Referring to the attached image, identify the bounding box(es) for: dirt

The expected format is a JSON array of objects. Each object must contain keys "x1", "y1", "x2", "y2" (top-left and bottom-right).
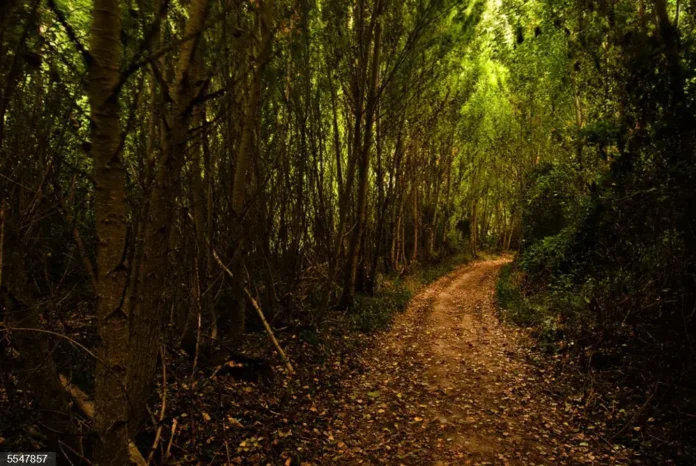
[
  {"x1": 0, "y1": 259, "x2": 658, "y2": 464},
  {"x1": 322, "y1": 258, "x2": 638, "y2": 465}
]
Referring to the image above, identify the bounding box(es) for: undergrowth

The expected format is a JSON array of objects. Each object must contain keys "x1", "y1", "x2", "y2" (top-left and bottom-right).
[
  {"x1": 350, "y1": 252, "x2": 472, "y2": 332},
  {"x1": 495, "y1": 262, "x2": 565, "y2": 352}
]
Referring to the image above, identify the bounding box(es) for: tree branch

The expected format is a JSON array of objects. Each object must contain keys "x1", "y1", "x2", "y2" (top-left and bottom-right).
[{"x1": 46, "y1": 0, "x2": 92, "y2": 66}]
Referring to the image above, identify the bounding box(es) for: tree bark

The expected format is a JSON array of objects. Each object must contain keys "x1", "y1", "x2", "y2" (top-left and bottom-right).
[
  {"x1": 129, "y1": 0, "x2": 209, "y2": 434},
  {"x1": 470, "y1": 198, "x2": 478, "y2": 256},
  {"x1": 89, "y1": 0, "x2": 130, "y2": 463},
  {"x1": 224, "y1": 0, "x2": 275, "y2": 338},
  {"x1": 341, "y1": 20, "x2": 382, "y2": 308},
  {"x1": 410, "y1": 184, "x2": 419, "y2": 264}
]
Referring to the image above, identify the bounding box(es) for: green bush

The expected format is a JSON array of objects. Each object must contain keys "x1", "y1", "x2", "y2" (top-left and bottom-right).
[
  {"x1": 519, "y1": 228, "x2": 575, "y2": 283},
  {"x1": 496, "y1": 263, "x2": 546, "y2": 327},
  {"x1": 521, "y1": 163, "x2": 585, "y2": 247},
  {"x1": 351, "y1": 252, "x2": 471, "y2": 332},
  {"x1": 496, "y1": 262, "x2": 573, "y2": 353},
  {"x1": 350, "y1": 285, "x2": 413, "y2": 332}
]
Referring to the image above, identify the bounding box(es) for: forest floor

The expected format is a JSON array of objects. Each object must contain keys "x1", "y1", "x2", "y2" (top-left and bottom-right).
[
  {"x1": 135, "y1": 257, "x2": 654, "y2": 465},
  {"x1": 4, "y1": 258, "x2": 656, "y2": 464},
  {"x1": 307, "y1": 257, "x2": 640, "y2": 466}
]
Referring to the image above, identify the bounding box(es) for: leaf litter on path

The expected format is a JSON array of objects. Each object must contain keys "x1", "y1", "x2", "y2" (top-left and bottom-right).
[
  {"x1": 320, "y1": 258, "x2": 640, "y2": 465},
  {"x1": 148, "y1": 259, "x2": 644, "y2": 465}
]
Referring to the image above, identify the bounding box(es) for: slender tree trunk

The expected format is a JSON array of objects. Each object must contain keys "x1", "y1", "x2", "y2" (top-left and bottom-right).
[
  {"x1": 427, "y1": 171, "x2": 441, "y2": 259},
  {"x1": 191, "y1": 54, "x2": 206, "y2": 260},
  {"x1": 411, "y1": 185, "x2": 419, "y2": 264},
  {"x1": 505, "y1": 210, "x2": 515, "y2": 251},
  {"x1": 341, "y1": 21, "x2": 382, "y2": 308},
  {"x1": 440, "y1": 157, "x2": 452, "y2": 247},
  {"x1": 184, "y1": 50, "x2": 208, "y2": 348},
  {"x1": 470, "y1": 198, "x2": 478, "y2": 256},
  {"x1": 226, "y1": 0, "x2": 274, "y2": 337},
  {"x1": 89, "y1": 0, "x2": 130, "y2": 463},
  {"x1": 130, "y1": 0, "x2": 209, "y2": 434},
  {"x1": 328, "y1": 65, "x2": 343, "y2": 191},
  {"x1": 368, "y1": 103, "x2": 386, "y2": 293}
]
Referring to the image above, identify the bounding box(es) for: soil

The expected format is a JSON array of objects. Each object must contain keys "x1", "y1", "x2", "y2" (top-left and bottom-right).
[
  {"x1": 4, "y1": 258, "x2": 647, "y2": 465},
  {"x1": 318, "y1": 258, "x2": 638, "y2": 465}
]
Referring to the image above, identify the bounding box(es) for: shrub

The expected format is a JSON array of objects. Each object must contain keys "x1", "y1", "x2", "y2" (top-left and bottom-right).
[
  {"x1": 350, "y1": 284, "x2": 413, "y2": 332},
  {"x1": 351, "y1": 252, "x2": 471, "y2": 332}
]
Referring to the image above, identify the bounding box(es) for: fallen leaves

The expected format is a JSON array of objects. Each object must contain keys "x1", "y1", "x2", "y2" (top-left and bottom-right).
[{"x1": 58, "y1": 259, "x2": 646, "y2": 465}]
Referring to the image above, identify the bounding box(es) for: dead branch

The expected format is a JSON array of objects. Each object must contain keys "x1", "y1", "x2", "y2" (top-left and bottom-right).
[
  {"x1": 57, "y1": 374, "x2": 148, "y2": 466},
  {"x1": 164, "y1": 418, "x2": 178, "y2": 461},
  {"x1": 243, "y1": 287, "x2": 296, "y2": 375},
  {"x1": 212, "y1": 248, "x2": 295, "y2": 375},
  {"x1": 146, "y1": 346, "x2": 167, "y2": 465}
]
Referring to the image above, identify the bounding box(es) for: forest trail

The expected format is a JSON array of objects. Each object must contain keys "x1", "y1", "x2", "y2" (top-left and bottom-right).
[{"x1": 327, "y1": 258, "x2": 629, "y2": 465}]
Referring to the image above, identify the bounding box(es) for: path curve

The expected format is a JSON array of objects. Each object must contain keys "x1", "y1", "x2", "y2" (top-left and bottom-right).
[{"x1": 327, "y1": 258, "x2": 631, "y2": 465}]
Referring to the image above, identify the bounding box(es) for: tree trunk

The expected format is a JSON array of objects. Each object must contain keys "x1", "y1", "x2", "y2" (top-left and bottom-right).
[
  {"x1": 440, "y1": 156, "x2": 452, "y2": 247},
  {"x1": 89, "y1": 0, "x2": 130, "y2": 463},
  {"x1": 410, "y1": 185, "x2": 419, "y2": 265},
  {"x1": 225, "y1": 0, "x2": 275, "y2": 338},
  {"x1": 129, "y1": 0, "x2": 209, "y2": 434},
  {"x1": 341, "y1": 21, "x2": 382, "y2": 308},
  {"x1": 470, "y1": 198, "x2": 478, "y2": 257},
  {"x1": 368, "y1": 103, "x2": 387, "y2": 293}
]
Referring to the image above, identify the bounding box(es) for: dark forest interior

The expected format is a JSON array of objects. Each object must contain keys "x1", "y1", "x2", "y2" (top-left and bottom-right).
[{"x1": 1, "y1": 0, "x2": 695, "y2": 464}]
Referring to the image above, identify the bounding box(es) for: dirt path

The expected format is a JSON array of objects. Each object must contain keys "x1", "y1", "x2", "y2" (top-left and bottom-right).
[{"x1": 324, "y1": 258, "x2": 633, "y2": 465}]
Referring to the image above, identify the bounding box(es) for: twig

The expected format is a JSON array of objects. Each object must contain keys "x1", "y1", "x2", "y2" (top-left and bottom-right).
[
  {"x1": 59, "y1": 440, "x2": 93, "y2": 466},
  {"x1": 243, "y1": 287, "x2": 295, "y2": 375},
  {"x1": 164, "y1": 418, "x2": 178, "y2": 461},
  {"x1": 199, "y1": 362, "x2": 224, "y2": 391},
  {"x1": 223, "y1": 439, "x2": 231, "y2": 465},
  {"x1": 147, "y1": 346, "x2": 167, "y2": 465},
  {"x1": 58, "y1": 442, "x2": 77, "y2": 466},
  {"x1": 597, "y1": 433, "x2": 616, "y2": 450},
  {"x1": 612, "y1": 387, "x2": 658, "y2": 440},
  {"x1": 192, "y1": 311, "x2": 202, "y2": 377},
  {"x1": 3, "y1": 327, "x2": 100, "y2": 363},
  {"x1": 211, "y1": 248, "x2": 295, "y2": 374}
]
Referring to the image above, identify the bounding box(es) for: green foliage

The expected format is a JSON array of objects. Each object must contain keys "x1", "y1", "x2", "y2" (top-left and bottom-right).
[
  {"x1": 496, "y1": 263, "x2": 558, "y2": 351},
  {"x1": 519, "y1": 230, "x2": 572, "y2": 281},
  {"x1": 495, "y1": 263, "x2": 526, "y2": 322},
  {"x1": 491, "y1": 0, "x2": 696, "y2": 455},
  {"x1": 497, "y1": 261, "x2": 589, "y2": 353},
  {"x1": 351, "y1": 252, "x2": 471, "y2": 332},
  {"x1": 350, "y1": 284, "x2": 413, "y2": 333},
  {"x1": 521, "y1": 163, "x2": 584, "y2": 245}
]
